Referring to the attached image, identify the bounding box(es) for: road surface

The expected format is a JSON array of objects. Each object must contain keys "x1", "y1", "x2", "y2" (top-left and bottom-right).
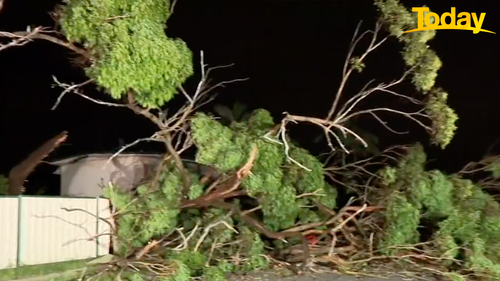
[{"x1": 228, "y1": 270, "x2": 437, "y2": 281}]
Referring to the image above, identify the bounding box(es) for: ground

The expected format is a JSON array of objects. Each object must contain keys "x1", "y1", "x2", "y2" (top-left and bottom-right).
[
  {"x1": 227, "y1": 271, "x2": 438, "y2": 281},
  {"x1": 0, "y1": 256, "x2": 439, "y2": 281}
]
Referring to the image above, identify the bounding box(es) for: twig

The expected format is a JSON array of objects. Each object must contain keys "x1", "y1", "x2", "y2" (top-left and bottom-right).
[
  {"x1": 0, "y1": 27, "x2": 90, "y2": 57},
  {"x1": 179, "y1": 223, "x2": 200, "y2": 250},
  {"x1": 330, "y1": 204, "x2": 367, "y2": 234},
  {"x1": 62, "y1": 232, "x2": 113, "y2": 246},
  {"x1": 194, "y1": 220, "x2": 238, "y2": 252},
  {"x1": 51, "y1": 78, "x2": 95, "y2": 110},
  {"x1": 264, "y1": 118, "x2": 311, "y2": 171},
  {"x1": 173, "y1": 228, "x2": 189, "y2": 251},
  {"x1": 327, "y1": 22, "x2": 388, "y2": 120},
  {"x1": 205, "y1": 237, "x2": 219, "y2": 266},
  {"x1": 61, "y1": 207, "x2": 115, "y2": 230},
  {"x1": 52, "y1": 76, "x2": 127, "y2": 108},
  {"x1": 106, "y1": 136, "x2": 161, "y2": 165},
  {"x1": 170, "y1": 0, "x2": 178, "y2": 16},
  {"x1": 135, "y1": 240, "x2": 161, "y2": 259}
]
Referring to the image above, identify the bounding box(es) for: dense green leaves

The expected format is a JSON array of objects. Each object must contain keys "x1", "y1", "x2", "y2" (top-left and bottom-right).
[
  {"x1": 191, "y1": 109, "x2": 337, "y2": 231},
  {"x1": 426, "y1": 90, "x2": 458, "y2": 149},
  {"x1": 49, "y1": 0, "x2": 497, "y2": 280},
  {"x1": 103, "y1": 167, "x2": 183, "y2": 255},
  {"x1": 379, "y1": 144, "x2": 500, "y2": 279},
  {"x1": 59, "y1": 0, "x2": 193, "y2": 108}
]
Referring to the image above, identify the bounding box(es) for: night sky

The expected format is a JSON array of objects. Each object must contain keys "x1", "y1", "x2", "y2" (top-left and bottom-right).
[{"x1": 0, "y1": 0, "x2": 498, "y2": 194}]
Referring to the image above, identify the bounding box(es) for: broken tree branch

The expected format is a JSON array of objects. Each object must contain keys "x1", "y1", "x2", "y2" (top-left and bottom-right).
[
  {"x1": 8, "y1": 131, "x2": 68, "y2": 195},
  {"x1": 266, "y1": 21, "x2": 431, "y2": 169}
]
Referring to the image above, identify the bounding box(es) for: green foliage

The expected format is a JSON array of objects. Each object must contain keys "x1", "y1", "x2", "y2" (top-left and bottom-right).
[
  {"x1": 202, "y1": 266, "x2": 227, "y2": 281},
  {"x1": 51, "y1": 0, "x2": 476, "y2": 279},
  {"x1": 169, "y1": 250, "x2": 239, "y2": 281},
  {"x1": 374, "y1": 0, "x2": 438, "y2": 92},
  {"x1": 466, "y1": 238, "x2": 500, "y2": 280},
  {"x1": 484, "y1": 157, "x2": 500, "y2": 179},
  {"x1": 104, "y1": 160, "x2": 274, "y2": 279},
  {"x1": 378, "y1": 144, "x2": 500, "y2": 279},
  {"x1": 349, "y1": 56, "x2": 365, "y2": 72},
  {"x1": 379, "y1": 192, "x2": 420, "y2": 255},
  {"x1": 166, "y1": 260, "x2": 191, "y2": 281},
  {"x1": 236, "y1": 227, "x2": 270, "y2": 272},
  {"x1": 374, "y1": 0, "x2": 458, "y2": 149},
  {"x1": 103, "y1": 166, "x2": 183, "y2": 255},
  {"x1": 191, "y1": 109, "x2": 337, "y2": 231},
  {"x1": 59, "y1": 0, "x2": 193, "y2": 108},
  {"x1": 426, "y1": 90, "x2": 458, "y2": 149},
  {"x1": 378, "y1": 167, "x2": 397, "y2": 185},
  {"x1": 171, "y1": 250, "x2": 207, "y2": 273}
]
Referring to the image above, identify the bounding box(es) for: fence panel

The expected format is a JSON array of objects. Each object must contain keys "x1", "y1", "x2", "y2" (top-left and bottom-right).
[
  {"x1": 0, "y1": 197, "x2": 19, "y2": 269},
  {"x1": 0, "y1": 196, "x2": 111, "y2": 269},
  {"x1": 97, "y1": 198, "x2": 112, "y2": 256}
]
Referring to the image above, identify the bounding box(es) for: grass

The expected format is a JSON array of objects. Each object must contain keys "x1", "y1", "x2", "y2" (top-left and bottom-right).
[{"x1": 0, "y1": 258, "x2": 97, "y2": 281}]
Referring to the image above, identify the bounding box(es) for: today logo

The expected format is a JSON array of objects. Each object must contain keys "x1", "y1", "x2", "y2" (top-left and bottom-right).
[{"x1": 403, "y1": 7, "x2": 495, "y2": 34}]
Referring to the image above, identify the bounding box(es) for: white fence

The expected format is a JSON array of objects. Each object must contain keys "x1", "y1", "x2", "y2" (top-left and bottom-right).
[{"x1": 0, "y1": 196, "x2": 111, "y2": 270}]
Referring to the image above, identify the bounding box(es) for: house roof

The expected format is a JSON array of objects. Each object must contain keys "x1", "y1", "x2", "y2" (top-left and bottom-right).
[
  {"x1": 47, "y1": 153, "x2": 164, "y2": 166},
  {"x1": 48, "y1": 153, "x2": 222, "y2": 181}
]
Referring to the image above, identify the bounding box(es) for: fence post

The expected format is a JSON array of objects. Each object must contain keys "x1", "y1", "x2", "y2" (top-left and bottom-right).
[
  {"x1": 96, "y1": 196, "x2": 99, "y2": 257},
  {"x1": 16, "y1": 195, "x2": 24, "y2": 269}
]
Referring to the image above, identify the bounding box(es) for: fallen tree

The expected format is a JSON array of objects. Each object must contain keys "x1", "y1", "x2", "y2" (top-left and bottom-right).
[
  {"x1": 1, "y1": 0, "x2": 499, "y2": 280},
  {"x1": 374, "y1": 144, "x2": 500, "y2": 280}
]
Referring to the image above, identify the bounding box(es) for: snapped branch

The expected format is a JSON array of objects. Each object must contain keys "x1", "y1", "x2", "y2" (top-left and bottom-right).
[{"x1": 267, "y1": 22, "x2": 431, "y2": 169}]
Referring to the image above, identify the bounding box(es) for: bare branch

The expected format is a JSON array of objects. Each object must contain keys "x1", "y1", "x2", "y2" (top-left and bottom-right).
[
  {"x1": 106, "y1": 135, "x2": 163, "y2": 165},
  {"x1": 265, "y1": 22, "x2": 432, "y2": 170},
  {"x1": 327, "y1": 22, "x2": 388, "y2": 120},
  {"x1": 340, "y1": 107, "x2": 430, "y2": 131},
  {"x1": 0, "y1": 26, "x2": 90, "y2": 58},
  {"x1": 194, "y1": 220, "x2": 238, "y2": 252},
  {"x1": 369, "y1": 112, "x2": 408, "y2": 135},
  {"x1": 334, "y1": 69, "x2": 416, "y2": 123},
  {"x1": 51, "y1": 77, "x2": 95, "y2": 109},
  {"x1": 52, "y1": 76, "x2": 127, "y2": 109},
  {"x1": 170, "y1": 0, "x2": 178, "y2": 15},
  {"x1": 0, "y1": 27, "x2": 39, "y2": 52}
]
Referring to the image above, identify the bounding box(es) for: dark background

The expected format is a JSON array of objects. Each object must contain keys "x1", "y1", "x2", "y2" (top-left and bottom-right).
[{"x1": 0, "y1": 0, "x2": 498, "y2": 194}]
